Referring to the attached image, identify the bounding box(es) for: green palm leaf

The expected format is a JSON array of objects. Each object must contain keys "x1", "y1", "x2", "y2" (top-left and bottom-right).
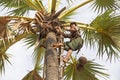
[
  {"x1": 0, "y1": 0, "x2": 25, "y2": 7},
  {"x1": 0, "y1": 16, "x2": 33, "y2": 73},
  {"x1": 33, "y1": 45, "x2": 45, "y2": 69},
  {"x1": 66, "y1": 0, "x2": 76, "y2": 4},
  {"x1": 0, "y1": 53, "x2": 11, "y2": 73},
  {"x1": 7, "y1": 5, "x2": 33, "y2": 16},
  {"x1": 23, "y1": 34, "x2": 45, "y2": 80},
  {"x1": 51, "y1": 0, "x2": 57, "y2": 14},
  {"x1": 83, "y1": 10, "x2": 120, "y2": 60},
  {"x1": 0, "y1": 0, "x2": 45, "y2": 16},
  {"x1": 23, "y1": 34, "x2": 38, "y2": 48},
  {"x1": 59, "y1": 11, "x2": 76, "y2": 21},
  {"x1": 23, "y1": 33, "x2": 45, "y2": 70},
  {"x1": 22, "y1": 70, "x2": 43, "y2": 80},
  {"x1": 0, "y1": 32, "x2": 29, "y2": 73},
  {"x1": 64, "y1": 57, "x2": 109, "y2": 80},
  {"x1": 0, "y1": 0, "x2": 32, "y2": 16},
  {"x1": 85, "y1": 61, "x2": 109, "y2": 79},
  {"x1": 90, "y1": 0, "x2": 119, "y2": 13},
  {"x1": 59, "y1": 0, "x2": 93, "y2": 19},
  {"x1": 24, "y1": 0, "x2": 45, "y2": 11}
]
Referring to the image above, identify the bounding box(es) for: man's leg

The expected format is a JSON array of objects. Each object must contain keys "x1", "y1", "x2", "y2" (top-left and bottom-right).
[{"x1": 63, "y1": 49, "x2": 72, "y2": 62}]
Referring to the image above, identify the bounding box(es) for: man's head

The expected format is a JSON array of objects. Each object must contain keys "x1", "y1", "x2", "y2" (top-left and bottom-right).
[
  {"x1": 70, "y1": 22, "x2": 77, "y2": 29},
  {"x1": 70, "y1": 22, "x2": 77, "y2": 26}
]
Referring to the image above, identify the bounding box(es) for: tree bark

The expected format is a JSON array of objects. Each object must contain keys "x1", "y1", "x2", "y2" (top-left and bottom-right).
[{"x1": 45, "y1": 32, "x2": 59, "y2": 80}]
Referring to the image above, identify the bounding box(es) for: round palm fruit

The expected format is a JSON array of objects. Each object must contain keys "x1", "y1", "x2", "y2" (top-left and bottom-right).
[
  {"x1": 78, "y1": 56, "x2": 87, "y2": 66},
  {"x1": 76, "y1": 63, "x2": 84, "y2": 71}
]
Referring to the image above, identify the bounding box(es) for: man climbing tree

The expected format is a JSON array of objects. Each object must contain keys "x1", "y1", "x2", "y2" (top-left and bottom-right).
[{"x1": 53, "y1": 22, "x2": 83, "y2": 62}]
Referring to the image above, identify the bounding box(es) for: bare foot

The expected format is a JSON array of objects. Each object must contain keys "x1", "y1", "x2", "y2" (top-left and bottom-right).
[
  {"x1": 63, "y1": 58, "x2": 68, "y2": 63},
  {"x1": 63, "y1": 56, "x2": 69, "y2": 63}
]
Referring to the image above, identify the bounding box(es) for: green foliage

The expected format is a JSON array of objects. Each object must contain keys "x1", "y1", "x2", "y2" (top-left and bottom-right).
[
  {"x1": 0, "y1": 16, "x2": 32, "y2": 73},
  {"x1": 60, "y1": 11, "x2": 76, "y2": 21},
  {"x1": 0, "y1": 32, "x2": 29, "y2": 73},
  {"x1": 23, "y1": 34, "x2": 45, "y2": 69},
  {"x1": 0, "y1": 0, "x2": 25, "y2": 7},
  {"x1": 64, "y1": 57, "x2": 109, "y2": 80},
  {"x1": 24, "y1": 0, "x2": 44, "y2": 11},
  {"x1": 90, "y1": 0, "x2": 119, "y2": 13},
  {"x1": 0, "y1": 0, "x2": 32, "y2": 16},
  {"x1": 0, "y1": 0, "x2": 44, "y2": 16},
  {"x1": 22, "y1": 64, "x2": 43, "y2": 80},
  {"x1": 22, "y1": 70, "x2": 43, "y2": 80},
  {"x1": 51, "y1": 0, "x2": 57, "y2": 13},
  {"x1": 66, "y1": 0, "x2": 76, "y2": 5},
  {"x1": 59, "y1": 0, "x2": 93, "y2": 20},
  {"x1": 24, "y1": 34, "x2": 38, "y2": 48},
  {"x1": 83, "y1": 10, "x2": 120, "y2": 60},
  {"x1": 8, "y1": 5, "x2": 33, "y2": 16},
  {"x1": 0, "y1": 52, "x2": 11, "y2": 74},
  {"x1": 33, "y1": 45, "x2": 45, "y2": 65}
]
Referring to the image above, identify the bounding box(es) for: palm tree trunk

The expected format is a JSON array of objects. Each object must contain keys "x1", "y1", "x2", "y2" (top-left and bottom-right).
[{"x1": 45, "y1": 32, "x2": 59, "y2": 80}]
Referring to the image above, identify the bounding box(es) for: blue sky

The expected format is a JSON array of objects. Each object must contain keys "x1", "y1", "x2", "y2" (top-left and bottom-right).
[{"x1": 0, "y1": 0, "x2": 120, "y2": 80}]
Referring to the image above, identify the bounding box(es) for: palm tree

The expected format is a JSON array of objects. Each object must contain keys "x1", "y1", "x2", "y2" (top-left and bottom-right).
[{"x1": 0, "y1": 0, "x2": 120, "y2": 80}]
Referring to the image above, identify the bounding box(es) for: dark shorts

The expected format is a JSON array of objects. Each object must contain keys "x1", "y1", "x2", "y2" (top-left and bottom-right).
[{"x1": 64, "y1": 37, "x2": 83, "y2": 51}]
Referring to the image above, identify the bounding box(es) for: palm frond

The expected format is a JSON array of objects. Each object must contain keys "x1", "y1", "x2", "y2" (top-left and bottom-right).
[
  {"x1": 0, "y1": 0, "x2": 33, "y2": 16},
  {"x1": 0, "y1": 0, "x2": 46, "y2": 16},
  {"x1": 85, "y1": 61, "x2": 109, "y2": 79},
  {"x1": 59, "y1": 11, "x2": 76, "y2": 21},
  {"x1": 24, "y1": 0, "x2": 45, "y2": 11},
  {"x1": 10, "y1": 18, "x2": 33, "y2": 34},
  {"x1": 33, "y1": 45, "x2": 45, "y2": 68},
  {"x1": 59, "y1": 0, "x2": 93, "y2": 19},
  {"x1": 0, "y1": 32, "x2": 29, "y2": 74},
  {"x1": 0, "y1": 0, "x2": 25, "y2": 7},
  {"x1": 23, "y1": 34, "x2": 38, "y2": 48},
  {"x1": 90, "y1": 0, "x2": 119, "y2": 13},
  {"x1": 34, "y1": 0, "x2": 45, "y2": 10},
  {"x1": 22, "y1": 70, "x2": 43, "y2": 80},
  {"x1": 7, "y1": 5, "x2": 33, "y2": 16},
  {"x1": 48, "y1": 0, "x2": 61, "y2": 13},
  {"x1": 0, "y1": 17, "x2": 11, "y2": 39},
  {"x1": 0, "y1": 53, "x2": 11, "y2": 74},
  {"x1": 0, "y1": 16, "x2": 33, "y2": 37},
  {"x1": 51, "y1": 0, "x2": 57, "y2": 14},
  {"x1": 66, "y1": 0, "x2": 74, "y2": 4},
  {"x1": 47, "y1": 0, "x2": 52, "y2": 13},
  {"x1": 0, "y1": 16, "x2": 32, "y2": 73},
  {"x1": 32, "y1": 35, "x2": 45, "y2": 67},
  {"x1": 82, "y1": 10, "x2": 120, "y2": 60},
  {"x1": 22, "y1": 33, "x2": 45, "y2": 79},
  {"x1": 64, "y1": 57, "x2": 109, "y2": 80},
  {"x1": 22, "y1": 64, "x2": 43, "y2": 80},
  {"x1": 23, "y1": 33, "x2": 45, "y2": 69}
]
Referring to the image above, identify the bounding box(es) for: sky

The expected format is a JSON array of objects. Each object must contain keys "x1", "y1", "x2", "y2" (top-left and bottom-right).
[{"x1": 0, "y1": 0, "x2": 120, "y2": 80}]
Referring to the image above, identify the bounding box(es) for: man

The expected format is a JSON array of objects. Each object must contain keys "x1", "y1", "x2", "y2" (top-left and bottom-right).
[{"x1": 53, "y1": 22, "x2": 83, "y2": 62}]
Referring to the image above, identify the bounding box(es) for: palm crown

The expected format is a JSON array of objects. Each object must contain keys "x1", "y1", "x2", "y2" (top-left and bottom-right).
[{"x1": 0, "y1": 0, "x2": 120, "y2": 80}]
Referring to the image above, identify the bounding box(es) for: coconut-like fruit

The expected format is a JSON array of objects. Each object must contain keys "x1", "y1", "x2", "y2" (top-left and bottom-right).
[{"x1": 78, "y1": 56, "x2": 87, "y2": 66}]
